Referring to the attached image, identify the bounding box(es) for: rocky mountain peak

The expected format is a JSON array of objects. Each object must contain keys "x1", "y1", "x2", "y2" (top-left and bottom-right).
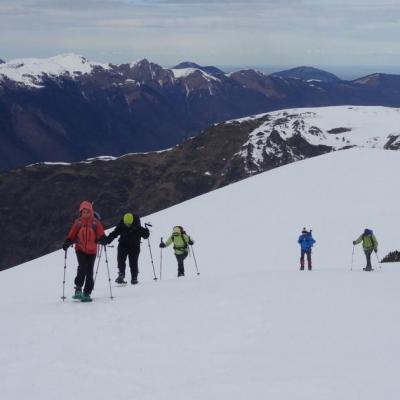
[
  {"x1": 173, "y1": 61, "x2": 224, "y2": 76},
  {"x1": 271, "y1": 66, "x2": 340, "y2": 83}
]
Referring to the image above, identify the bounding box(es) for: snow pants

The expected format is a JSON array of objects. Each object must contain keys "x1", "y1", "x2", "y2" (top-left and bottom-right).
[
  {"x1": 117, "y1": 244, "x2": 140, "y2": 280},
  {"x1": 175, "y1": 252, "x2": 188, "y2": 276},
  {"x1": 364, "y1": 249, "x2": 373, "y2": 268},
  {"x1": 74, "y1": 251, "x2": 96, "y2": 294},
  {"x1": 300, "y1": 249, "x2": 312, "y2": 270}
]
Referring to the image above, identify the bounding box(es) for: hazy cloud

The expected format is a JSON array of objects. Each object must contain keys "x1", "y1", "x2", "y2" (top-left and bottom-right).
[{"x1": 1, "y1": 0, "x2": 399, "y2": 68}]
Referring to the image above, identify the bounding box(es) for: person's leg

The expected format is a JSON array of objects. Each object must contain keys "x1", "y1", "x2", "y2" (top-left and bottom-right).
[
  {"x1": 117, "y1": 245, "x2": 128, "y2": 278},
  {"x1": 300, "y1": 250, "x2": 305, "y2": 270},
  {"x1": 176, "y1": 253, "x2": 188, "y2": 276},
  {"x1": 365, "y1": 250, "x2": 372, "y2": 270},
  {"x1": 128, "y1": 247, "x2": 140, "y2": 283},
  {"x1": 82, "y1": 254, "x2": 96, "y2": 295},
  {"x1": 307, "y1": 250, "x2": 312, "y2": 270},
  {"x1": 74, "y1": 251, "x2": 86, "y2": 289}
]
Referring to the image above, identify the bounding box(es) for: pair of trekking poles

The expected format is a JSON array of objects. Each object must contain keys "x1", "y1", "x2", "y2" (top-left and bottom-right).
[
  {"x1": 350, "y1": 245, "x2": 382, "y2": 271},
  {"x1": 61, "y1": 244, "x2": 114, "y2": 302},
  {"x1": 61, "y1": 222, "x2": 200, "y2": 300},
  {"x1": 158, "y1": 236, "x2": 200, "y2": 280}
]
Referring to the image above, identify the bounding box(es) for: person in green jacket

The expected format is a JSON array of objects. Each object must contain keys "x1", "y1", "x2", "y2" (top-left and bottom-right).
[
  {"x1": 159, "y1": 226, "x2": 194, "y2": 277},
  {"x1": 353, "y1": 228, "x2": 378, "y2": 271}
]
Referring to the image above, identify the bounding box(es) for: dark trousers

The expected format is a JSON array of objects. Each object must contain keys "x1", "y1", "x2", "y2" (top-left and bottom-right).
[
  {"x1": 74, "y1": 251, "x2": 96, "y2": 294},
  {"x1": 365, "y1": 249, "x2": 373, "y2": 268},
  {"x1": 118, "y1": 245, "x2": 140, "y2": 279},
  {"x1": 300, "y1": 250, "x2": 312, "y2": 270},
  {"x1": 176, "y1": 252, "x2": 188, "y2": 276}
]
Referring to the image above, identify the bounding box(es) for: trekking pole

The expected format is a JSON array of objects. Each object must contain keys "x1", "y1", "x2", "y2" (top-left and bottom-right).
[
  {"x1": 61, "y1": 250, "x2": 68, "y2": 301},
  {"x1": 375, "y1": 251, "x2": 382, "y2": 269},
  {"x1": 160, "y1": 237, "x2": 163, "y2": 280},
  {"x1": 103, "y1": 245, "x2": 114, "y2": 300},
  {"x1": 145, "y1": 223, "x2": 158, "y2": 281},
  {"x1": 190, "y1": 244, "x2": 200, "y2": 275},
  {"x1": 350, "y1": 245, "x2": 355, "y2": 271},
  {"x1": 94, "y1": 245, "x2": 103, "y2": 286}
]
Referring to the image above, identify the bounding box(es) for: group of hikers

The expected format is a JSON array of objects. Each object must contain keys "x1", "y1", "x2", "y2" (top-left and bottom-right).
[
  {"x1": 62, "y1": 201, "x2": 194, "y2": 302},
  {"x1": 61, "y1": 201, "x2": 379, "y2": 302},
  {"x1": 298, "y1": 227, "x2": 379, "y2": 272}
]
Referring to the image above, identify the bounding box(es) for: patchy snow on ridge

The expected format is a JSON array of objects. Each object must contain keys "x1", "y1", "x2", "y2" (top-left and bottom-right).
[
  {"x1": 236, "y1": 105, "x2": 400, "y2": 170},
  {"x1": 170, "y1": 67, "x2": 219, "y2": 82},
  {"x1": 0, "y1": 53, "x2": 110, "y2": 88}
]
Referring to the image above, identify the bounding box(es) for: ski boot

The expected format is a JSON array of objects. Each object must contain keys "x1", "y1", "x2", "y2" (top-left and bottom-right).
[
  {"x1": 363, "y1": 267, "x2": 374, "y2": 271},
  {"x1": 131, "y1": 278, "x2": 138, "y2": 285},
  {"x1": 81, "y1": 293, "x2": 93, "y2": 302},
  {"x1": 115, "y1": 273, "x2": 127, "y2": 284},
  {"x1": 72, "y1": 287, "x2": 83, "y2": 300}
]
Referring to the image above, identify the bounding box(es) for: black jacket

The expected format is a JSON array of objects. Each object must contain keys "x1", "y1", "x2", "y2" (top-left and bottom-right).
[{"x1": 107, "y1": 217, "x2": 150, "y2": 248}]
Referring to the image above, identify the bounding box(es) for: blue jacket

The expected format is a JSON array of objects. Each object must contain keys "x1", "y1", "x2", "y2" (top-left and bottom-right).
[{"x1": 298, "y1": 233, "x2": 316, "y2": 251}]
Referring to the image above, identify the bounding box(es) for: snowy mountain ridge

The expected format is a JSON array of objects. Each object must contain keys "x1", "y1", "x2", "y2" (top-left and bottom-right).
[
  {"x1": 0, "y1": 53, "x2": 221, "y2": 88},
  {"x1": 230, "y1": 106, "x2": 400, "y2": 172},
  {"x1": 0, "y1": 53, "x2": 110, "y2": 88}
]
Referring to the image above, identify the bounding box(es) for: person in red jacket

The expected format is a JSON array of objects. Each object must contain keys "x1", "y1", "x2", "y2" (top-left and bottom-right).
[{"x1": 62, "y1": 201, "x2": 106, "y2": 302}]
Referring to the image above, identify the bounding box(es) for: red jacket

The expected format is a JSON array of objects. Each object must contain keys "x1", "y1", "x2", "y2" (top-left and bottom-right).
[{"x1": 66, "y1": 201, "x2": 105, "y2": 255}]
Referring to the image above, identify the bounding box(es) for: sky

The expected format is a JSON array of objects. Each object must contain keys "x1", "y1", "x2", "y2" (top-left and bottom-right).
[{"x1": 1, "y1": 0, "x2": 400, "y2": 72}]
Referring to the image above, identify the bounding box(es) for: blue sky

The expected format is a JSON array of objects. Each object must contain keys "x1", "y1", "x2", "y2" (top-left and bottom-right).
[{"x1": 1, "y1": 0, "x2": 399, "y2": 70}]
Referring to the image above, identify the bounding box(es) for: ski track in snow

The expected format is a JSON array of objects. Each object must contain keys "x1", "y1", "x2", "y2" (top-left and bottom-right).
[{"x1": 1, "y1": 148, "x2": 400, "y2": 399}]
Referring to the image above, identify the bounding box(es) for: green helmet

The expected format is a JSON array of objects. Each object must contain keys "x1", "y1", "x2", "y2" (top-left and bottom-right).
[{"x1": 123, "y1": 213, "x2": 134, "y2": 226}]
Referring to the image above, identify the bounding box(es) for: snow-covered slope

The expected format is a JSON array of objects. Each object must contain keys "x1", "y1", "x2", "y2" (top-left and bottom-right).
[
  {"x1": 0, "y1": 54, "x2": 110, "y2": 87},
  {"x1": 2, "y1": 148, "x2": 400, "y2": 399},
  {"x1": 234, "y1": 105, "x2": 400, "y2": 172}
]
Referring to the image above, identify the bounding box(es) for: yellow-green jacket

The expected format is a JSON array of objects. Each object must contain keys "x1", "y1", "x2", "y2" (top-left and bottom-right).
[
  {"x1": 165, "y1": 233, "x2": 194, "y2": 255},
  {"x1": 354, "y1": 232, "x2": 378, "y2": 252}
]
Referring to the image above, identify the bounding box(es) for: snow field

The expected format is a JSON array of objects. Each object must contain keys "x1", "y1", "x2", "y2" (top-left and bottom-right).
[{"x1": 1, "y1": 148, "x2": 400, "y2": 399}]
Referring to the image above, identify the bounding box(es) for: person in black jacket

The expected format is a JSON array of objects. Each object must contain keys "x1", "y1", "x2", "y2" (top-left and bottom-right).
[{"x1": 106, "y1": 212, "x2": 150, "y2": 284}]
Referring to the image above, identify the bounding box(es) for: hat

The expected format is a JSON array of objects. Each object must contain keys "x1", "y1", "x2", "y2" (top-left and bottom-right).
[
  {"x1": 173, "y1": 226, "x2": 182, "y2": 234},
  {"x1": 123, "y1": 213, "x2": 134, "y2": 226}
]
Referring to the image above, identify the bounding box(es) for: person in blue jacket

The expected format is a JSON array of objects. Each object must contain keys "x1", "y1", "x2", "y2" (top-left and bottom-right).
[{"x1": 298, "y1": 228, "x2": 316, "y2": 270}]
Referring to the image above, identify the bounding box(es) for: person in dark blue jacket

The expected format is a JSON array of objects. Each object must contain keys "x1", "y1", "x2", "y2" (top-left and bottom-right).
[{"x1": 298, "y1": 228, "x2": 316, "y2": 270}]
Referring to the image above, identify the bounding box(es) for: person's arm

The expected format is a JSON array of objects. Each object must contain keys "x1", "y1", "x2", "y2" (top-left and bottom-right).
[
  {"x1": 66, "y1": 221, "x2": 79, "y2": 242},
  {"x1": 107, "y1": 222, "x2": 122, "y2": 244},
  {"x1": 184, "y1": 234, "x2": 194, "y2": 245},
  {"x1": 63, "y1": 221, "x2": 78, "y2": 250},
  {"x1": 140, "y1": 226, "x2": 150, "y2": 239},
  {"x1": 353, "y1": 235, "x2": 363, "y2": 245},
  {"x1": 164, "y1": 236, "x2": 173, "y2": 247},
  {"x1": 372, "y1": 235, "x2": 378, "y2": 252},
  {"x1": 95, "y1": 221, "x2": 106, "y2": 244}
]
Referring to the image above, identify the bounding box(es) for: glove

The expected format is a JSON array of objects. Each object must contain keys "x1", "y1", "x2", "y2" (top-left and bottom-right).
[
  {"x1": 159, "y1": 242, "x2": 166, "y2": 248},
  {"x1": 62, "y1": 239, "x2": 73, "y2": 251},
  {"x1": 98, "y1": 236, "x2": 108, "y2": 245},
  {"x1": 352, "y1": 241, "x2": 356, "y2": 245},
  {"x1": 188, "y1": 240, "x2": 194, "y2": 245},
  {"x1": 143, "y1": 228, "x2": 150, "y2": 239}
]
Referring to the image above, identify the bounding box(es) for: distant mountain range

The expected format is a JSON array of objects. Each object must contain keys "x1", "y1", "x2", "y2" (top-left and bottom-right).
[
  {"x1": 271, "y1": 66, "x2": 341, "y2": 83},
  {"x1": 1, "y1": 105, "x2": 399, "y2": 270},
  {"x1": 2, "y1": 54, "x2": 400, "y2": 171}
]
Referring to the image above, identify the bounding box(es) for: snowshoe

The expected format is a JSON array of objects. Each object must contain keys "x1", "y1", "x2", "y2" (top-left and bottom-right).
[
  {"x1": 72, "y1": 288, "x2": 83, "y2": 300},
  {"x1": 115, "y1": 274, "x2": 127, "y2": 284},
  {"x1": 81, "y1": 293, "x2": 93, "y2": 302}
]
